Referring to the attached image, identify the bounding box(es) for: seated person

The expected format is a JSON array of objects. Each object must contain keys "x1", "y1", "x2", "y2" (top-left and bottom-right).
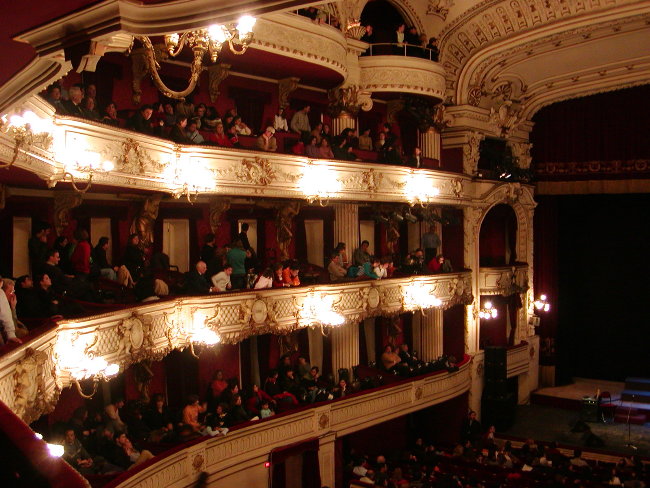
[
  {"x1": 358, "y1": 128, "x2": 373, "y2": 151},
  {"x1": 184, "y1": 261, "x2": 216, "y2": 295},
  {"x1": 255, "y1": 126, "x2": 278, "y2": 152},
  {"x1": 291, "y1": 139, "x2": 305, "y2": 155},
  {"x1": 245, "y1": 384, "x2": 276, "y2": 416},
  {"x1": 319, "y1": 138, "x2": 334, "y2": 159},
  {"x1": 328, "y1": 252, "x2": 347, "y2": 282},
  {"x1": 229, "y1": 394, "x2": 254, "y2": 425},
  {"x1": 227, "y1": 124, "x2": 242, "y2": 148},
  {"x1": 264, "y1": 370, "x2": 298, "y2": 405},
  {"x1": 126, "y1": 105, "x2": 154, "y2": 135},
  {"x1": 101, "y1": 101, "x2": 121, "y2": 127},
  {"x1": 186, "y1": 118, "x2": 205, "y2": 144},
  {"x1": 62, "y1": 428, "x2": 122, "y2": 475},
  {"x1": 332, "y1": 136, "x2": 357, "y2": 161},
  {"x1": 428, "y1": 254, "x2": 453, "y2": 273},
  {"x1": 374, "y1": 257, "x2": 390, "y2": 279},
  {"x1": 381, "y1": 345, "x2": 401, "y2": 371},
  {"x1": 32, "y1": 273, "x2": 61, "y2": 318},
  {"x1": 253, "y1": 268, "x2": 274, "y2": 289},
  {"x1": 305, "y1": 135, "x2": 320, "y2": 159},
  {"x1": 272, "y1": 262, "x2": 287, "y2": 288},
  {"x1": 204, "y1": 403, "x2": 230, "y2": 436},
  {"x1": 182, "y1": 394, "x2": 207, "y2": 432},
  {"x1": 207, "y1": 123, "x2": 233, "y2": 147},
  {"x1": 232, "y1": 116, "x2": 251, "y2": 135},
  {"x1": 113, "y1": 432, "x2": 154, "y2": 469},
  {"x1": 282, "y1": 261, "x2": 301, "y2": 287},
  {"x1": 404, "y1": 248, "x2": 427, "y2": 274},
  {"x1": 81, "y1": 96, "x2": 100, "y2": 120},
  {"x1": 211, "y1": 264, "x2": 233, "y2": 292},
  {"x1": 170, "y1": 115, "x2": 192, "y2": 144},
  {"x1": 347, "y1": 256, "x2": 381, "y2": 279}
]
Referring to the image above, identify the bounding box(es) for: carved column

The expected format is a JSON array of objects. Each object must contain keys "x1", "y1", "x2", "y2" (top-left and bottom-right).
[
  {"x1": 130, "y1": 47, "x2": 148, "y2": 106},
  {"x1": 331, "y1": 322, "x2": 360, "y2": 381},
  {"x1": 318, "y1": 433, "x2": 337, "y2": 488},
  {"x1": 278, "y1": 77, "x2": 300, "y2": 109},
  {"x1": 462, "y1": 131, "x2": 484, "y2": 176},
  {"x1": 418, "y1": 128, "x2": 441, "y2": 162},
  {"x1": 276, "y1": 200, "x2": 301, "y2": 262},
  {"x1": 208, "y1": 64, "x2": 231, "y2": 103},
  {"x1": 53, "y1": 192, "x2": 83, "y2": 236},
  {"x1": 463, "y1": 206, "x2": 483, "y2": 354},
  {"x1": 209, "y1": 197, "x2": 231, "y2": 234},
  {"x1": 418, "y1": 308, "x2": 443, "y2": 361},
  {"x1": 333, "y1": 203, "x2": 359, "y2": 255},
  {"x1": 331, "y1": 111, "x2": 356, "y2": 137}
]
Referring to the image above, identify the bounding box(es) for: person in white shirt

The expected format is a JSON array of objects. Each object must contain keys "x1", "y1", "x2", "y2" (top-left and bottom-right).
[
  {"x1": 211, "y1": 265, "x2": 233, "y2": 292},
  {"x1": 273, "y1": 107, "x2": 289, "y2": 132},
  {"x1": 0, "y1": 279, "x2": 21, "y2": 345},
  {"x1": 254, "y1": 268, "x2": 274, "y2": 289},
  {"x1": 186, "y1": 119, "x2": 205, "y2": 144},
  {"x1": 374, "y1": 257, "x2": 390, "y2": 279}
]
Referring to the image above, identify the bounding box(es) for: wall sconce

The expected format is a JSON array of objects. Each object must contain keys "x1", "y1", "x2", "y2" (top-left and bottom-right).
[
  {"x1": 299, "y1": 162, "x2": 341, "y2": 205},
  {"x1": 301, "y1": 293, "x2": 344, "y2": 331},
  {"x1": 402, "y1": 282, "x2": 442, "y2": 312},
  {"x1": 57, "y1": 147, "x2": 115, "y2": 193},
  {"x1": 137, "y1": 15, "x2": 256, "y2": 99},
  {"x1": 164, "y1": 155, "x2": 216, "y2": 202},
  {"x1": 0, "y1": 110, "x2": 54, "y2": 169},
  {"x1": 188, "y1": 311, "x2": 221, "y2": 357},
  {"x1": 55, "y1": 331, "x2": 120, "y2": 398},
  {"x1": 404, "y1": 171, "x2": 440, "y2": 206},
  {"x1": 533, "y1": 294, "x2": 550, "y2": 312},
  {"x1": 478, "y1": 301, "x2": 498, "y2": 319}
]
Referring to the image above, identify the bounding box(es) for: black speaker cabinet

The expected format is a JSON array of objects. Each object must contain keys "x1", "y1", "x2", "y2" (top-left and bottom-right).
[
  {"x1": 484, "y1": 346, "x2": 507, "y2": 381},
  {"x1": 481, "y1": 393, "x2": 516, "y2": 432},
  {"x1": 484, "y1": 377, "x2": 508, "y2": 396}
]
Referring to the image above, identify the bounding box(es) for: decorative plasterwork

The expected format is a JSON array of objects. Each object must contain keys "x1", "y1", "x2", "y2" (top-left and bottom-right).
[
  {"x1": 2, "y1": 96, "x2": 505, "y2": 205},
  {"x1": 535, "y1": 159, "x2": 650, "y2": 178},
  {"x1": 462, "y1": 131, "x2": 484, "y2": 176},
  {"x1": 278, "y1": 77, "x2": 300, "y2": 109},
  {"x1": 207, "y1": 64, "x2": 231, "y2": 103},
  {"x1": 252, "y1": 14, "x2": 348, "y2": 80},
  {"x1": 428, "y1": 0, "x2": 454, "y2": 20},
  {"x1": 478, "y1": 264, "x2": 529, "y2": 296},
  {"x1": 117, "y1": 361, "x2": 469, "y2": 487},
  {"x1": 510, "y1": 141, "x2": 532, "y2": 169},
  {"x1": 53, "y1": 192, "x2": 83, "y2": 236},
  {"x1": 0, "y1": 273, "x2": 473, "y2": 423},
  {"x1": 440, "y1": 1, "x2": 650, "y2": 118},
  {"x1": 359, "y1": 56, "x2": 446, "y2": 101}
]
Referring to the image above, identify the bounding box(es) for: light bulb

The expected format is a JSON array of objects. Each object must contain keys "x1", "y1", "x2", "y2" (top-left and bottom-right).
[
  {"x1": 104, "y1": 363, "x2": 120, "y2": 377},
  {"x1": 484, "y1": 301, "x2": 492, "y2": 309},
  {"x1": 236, "y1": 15, "x2": 256, "y2": 36},
  {"x1": 102, "y1": 160, "x2": 115, "y2": 171},
  {"x1": 208, "y1": 24, "x2": 227, "y2": 43}
]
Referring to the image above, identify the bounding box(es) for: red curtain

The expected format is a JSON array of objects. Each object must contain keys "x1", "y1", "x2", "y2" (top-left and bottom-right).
[
  {"x1": 443, "y1": 305, "x2": 465, "y2": 360},
  {"x1": 479, "y1": 204, "x2": 517, "y2": 266},
  {"x1": 478, "y1": 295, "x2": 507, "y2": 349},
  {"x1": 531, "y1": 84, "x2": 650, "y2": 163},
  {"x1": 270, "y1": 438, "x2": 320, "y2": 488},
  {"x1": 533, "y1": 196, "x2": 560, "y2": 365},
  {"x1": 442, "y1": 208, "x2": 464, "y2": 269}
]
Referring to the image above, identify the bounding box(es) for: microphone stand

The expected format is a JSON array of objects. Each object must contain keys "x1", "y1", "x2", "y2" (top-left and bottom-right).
[{"x1": 626, "y1": 394, "x2": 637, "y2": 450}]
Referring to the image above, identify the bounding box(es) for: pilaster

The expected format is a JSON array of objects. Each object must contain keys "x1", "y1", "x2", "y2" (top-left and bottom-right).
[
  {"x1": 333, "y1": 202, "x2": 359, "y2": 254},
  {"x1": 463, "y1": 206, "x2": 483, "y2": 354},
  {"x1": 418, "y1": 128, "x2": 441, "y2": 162},
  {"x1": 331, "y1": 111, "x2": 357, "y2": 136},
  {"x1": 318, "y1": 433, "x2": 337, "y2": 488},
  {"x1": 331, "y1": 322, "x2": 360, "y2": 381},
  {"x1": 418, "y1": 308, "x2": 443, "y2": 361}
]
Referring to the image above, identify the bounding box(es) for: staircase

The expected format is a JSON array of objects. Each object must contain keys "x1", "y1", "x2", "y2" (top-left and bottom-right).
[{"x1": 614, "y1": 377, "x2": 650, "y2": 424}]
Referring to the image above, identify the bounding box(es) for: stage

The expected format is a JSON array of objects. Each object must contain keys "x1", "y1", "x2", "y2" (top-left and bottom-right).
[{"x1": 498, "y1": 378, "x2": 650, "y2": 459}]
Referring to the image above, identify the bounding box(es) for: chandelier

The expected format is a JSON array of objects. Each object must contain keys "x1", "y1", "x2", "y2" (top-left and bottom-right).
[
  {"x1": 138, "y1": 15, "x2": 256, "y2": 99},
  {"x1": 533, "y1": 294, "x2": 550, "y2": 312},
  {"x1": 478, "y1": 301, "x2": 498, "y2": 320}
]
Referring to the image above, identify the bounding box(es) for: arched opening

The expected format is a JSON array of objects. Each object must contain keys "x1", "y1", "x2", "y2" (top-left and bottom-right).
[
  {"x1": 360, "y1": 0, "x2": 409, "y2": 43},
  {"x1": 479, "y1": 203, "x2": 517, "y2": 267}
]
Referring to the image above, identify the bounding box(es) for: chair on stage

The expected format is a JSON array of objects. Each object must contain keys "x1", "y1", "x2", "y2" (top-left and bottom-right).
[{"x1": 599, "y1": 391, "x2": 617, "y2": 423}]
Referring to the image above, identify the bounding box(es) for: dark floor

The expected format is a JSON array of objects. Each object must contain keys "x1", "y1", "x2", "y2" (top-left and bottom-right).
[{"x1": 502, "y1": 404, "x2": 650, "y2": 457}]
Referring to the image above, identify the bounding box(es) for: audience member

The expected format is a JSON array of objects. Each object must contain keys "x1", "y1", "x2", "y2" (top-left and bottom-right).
[
  {"x1": 282, "y1": 261, "x2": 301, "y2": 287},
  {"x1": 62, "y1": 85, "x2": 86, "y2": 117},
  {"x1": 305, "y1": 135, "x2": 320, "y2": 158},
  {"x1": 232, "y1": 116, "x2": 251, "y2": 136},
  {"x1": 328, "y1": 252, "x2": 347, "y2": 282},
  {"x1": 170, "y1": 115, "x2": 191, "y2": 144},
  {"x1": 122, "y1": 234, "x2": 145, "y2": 281},
  {"x1": 290, "y1": 105, "x2": 311, "y2": 138},
  {"x1": 353, "y1": 240, "x2": 371, "y2": 266},
  {"x1": 422, "y1": 225, "x2": 441, "y2": 262},
  {"x1": 185, "y1": 261, "x2": 216, "y2": 295},
  {"x1": 186, "y1": 119, "x2": 205, "y2": 144},
  {"x1": 318, "y1": 138, "x2": 334, "y2": 159},
  {"x1": 207, "y1": 123, "x2": 233, "y2": 147},
  {"x1": 256, "y1": 126, "x2": 277, "y2": 152},
  {"x1": 211, "y1": 265, "x2": 233, "y2": 292},
  {"x1": 428, "y1": 254, "x2": 453, "y2": 273},
  {"x1": 102, "y1": 102, "x2": 121, "y2": 127},
  {"x1": 273, "y1": 107, "x2": 289, "y2": 132},
  {"x1": 253, "y1": 268, "x2": 274, "y2": 289},
  {"x1": 127, "y1": 105, "x2": 154, "y2": 135},
  {"x1": 227, "y1": 240, "x2": 249, "y2": 290},
  {"x1": 407, "y1": 146, "x2": 423, "y2": 168},
  {"x1": 358, "y1": 128, "x2": 373, "y2": 151}
]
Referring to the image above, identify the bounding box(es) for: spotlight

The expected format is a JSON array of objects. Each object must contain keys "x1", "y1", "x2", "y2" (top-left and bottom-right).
[
  {"x1": 404, "y1": 210, "x2": 418, "y2": 223},
  {"x1": 391, "y1": 211, "x2": 404, "y2": 222}
]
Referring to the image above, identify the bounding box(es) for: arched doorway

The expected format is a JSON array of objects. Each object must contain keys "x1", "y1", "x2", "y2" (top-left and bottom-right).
[{"x1": 479, "y1": 203, "x2": 518, "y2": 267}]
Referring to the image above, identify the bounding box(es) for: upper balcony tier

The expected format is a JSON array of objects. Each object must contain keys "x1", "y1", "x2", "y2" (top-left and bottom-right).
[
  {"x1": 0, "y1": 96, "x2": 507, "y2": 204},
  {"x1": 0, "y1": 271, "x2": 473, "y2": 424},
  {"x1": 359, "y1": 48, "x2": 447, "y2": 102},
  {"x1": 478, "y1": 263, "x2": 529, "y2": 296}
]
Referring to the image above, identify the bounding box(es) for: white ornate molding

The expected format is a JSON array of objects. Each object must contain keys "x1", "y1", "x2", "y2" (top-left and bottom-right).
[
  {"x1": 506, "y1": 342, "x2": 530, "y2": 378},
  {"x1": 479, "y1": 264, "x2": 528, "y2": 296},
  {"x1": 0, "y1": 96, "x2": 526, "y2": 206},
  {"x1": 0, "y1": 273, "x2": 473, "y2": 422},
  {"x1": 111, "y1": 361, "x2": 470, "y2": 487},
  {"x1": 359, "y1": 55, "x2": 446, "y2": 101}
]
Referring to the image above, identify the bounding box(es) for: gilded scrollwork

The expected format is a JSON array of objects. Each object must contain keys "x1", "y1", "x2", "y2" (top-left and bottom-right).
[
  {"x1": 53, "y1": 192, "x2": 83, "y2": 236},
  {"x1": 131, "y1": 194, "x2": 162, "y2": 249},
  {"x1": 340, "y1": 168, "x2": 384, "y2": 195},
  {"x1": 103, "y1": 138, "x2": 166, "y2": 175},
  {"x1": 14, "y1": 347, "x2": 59, "y2": 424}
]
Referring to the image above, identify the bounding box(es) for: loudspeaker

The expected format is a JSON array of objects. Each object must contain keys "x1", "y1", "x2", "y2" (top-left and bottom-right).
[
  {"x1": 484, "y1": 346, "x2": 507, "y2": 378},
  {"x1": 481, "y1": 393, "x2": 516, "y2": 431},
  {"x1": 484, "y1": 377, "x2": 508, "y2": 396}
]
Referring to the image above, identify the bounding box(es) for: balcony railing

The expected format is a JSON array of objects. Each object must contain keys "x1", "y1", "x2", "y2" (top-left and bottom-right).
[
  {"x1": 506, "y1": 341, "x2": 532, "y2": 378},
  {"x1": 478, "y1": 263, "x2": 529, "y2": 296},
  {"x1": 0, "y1": 272, "x2": 473, "y2": 424},
  {"x1": 1, "y1": 96, "x2": 480, "y2": 203},
  {"x1": 364, "y1": 43, "x2": 439, "y2": 62},
  {"x1": 106, "y1": 356, "x2": 471, "y2": 488}
]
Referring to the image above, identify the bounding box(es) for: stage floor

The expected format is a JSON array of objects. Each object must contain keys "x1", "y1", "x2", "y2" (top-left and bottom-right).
[
  {"x1": 534, "y1": 377, "x2": 624, "y2": 401},
  {"x1": 502, "y1": 404, "x2": 650, "y2": 458}
]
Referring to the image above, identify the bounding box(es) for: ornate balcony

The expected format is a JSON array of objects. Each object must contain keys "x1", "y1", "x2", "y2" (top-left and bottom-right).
[
  {"x1": 359, "y1": 52, "x2": 446, "y2": 101},
  {"x1": 105, "y1": 358, "x2": 471, "y2": 488},
  {"x1": 0, "y1": 97, "x2": 494, "y2": 204},
  {"x1": 478, "y1": 263, "x2": 529, "y2": 297},
  {"x1": 0, "y1": 272, "x2": 473, "y2": 424}
]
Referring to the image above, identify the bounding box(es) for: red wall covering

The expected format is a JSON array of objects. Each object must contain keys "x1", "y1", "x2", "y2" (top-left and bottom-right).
[{"x1": 442, "y1": 304, "x2": 465, "y2": 360}]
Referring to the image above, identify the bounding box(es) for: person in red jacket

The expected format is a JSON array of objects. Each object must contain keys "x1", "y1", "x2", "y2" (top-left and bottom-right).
[{"x1": 70, "y1": 229, "x2": 92, "y2": 276}]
